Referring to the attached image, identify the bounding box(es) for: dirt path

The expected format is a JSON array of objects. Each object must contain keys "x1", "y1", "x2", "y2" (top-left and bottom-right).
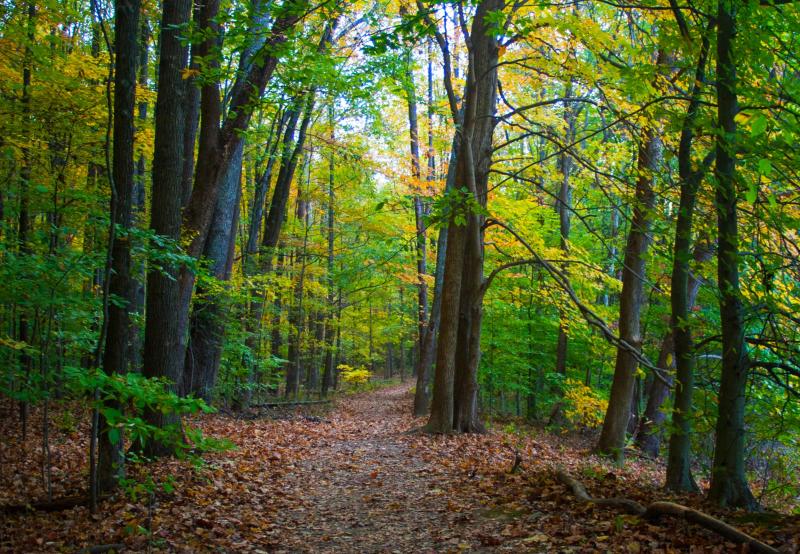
[{"x1": 265, "y1": 385, "x2": 482, "y2": 552}]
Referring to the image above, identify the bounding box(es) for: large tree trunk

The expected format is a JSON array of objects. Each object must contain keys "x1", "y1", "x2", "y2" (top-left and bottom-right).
[
  {"x1": 183, "y1": 141, "x2": 244, "y2": 400},
  {"x1": 597, "y1": 104, "x2": 663, "y2": 461},
  {"x1": 97, "y1": 0, "x2": 140, "y2": 492},
  {"x1": 142, "y1": 0, "x2": 192, "y2": 457},
  {"x1": 143, "y1": 2, "x2": 307, "y2": 436},
  {"x1": 708, "y1": 1, "x2": 756, "y2": 509},
  {"x1": 182, "y1": 0, "x2": 278, "y2": 402},
  {"x1": 426, "y1": 0, "x2": 502, "y2": 434}
]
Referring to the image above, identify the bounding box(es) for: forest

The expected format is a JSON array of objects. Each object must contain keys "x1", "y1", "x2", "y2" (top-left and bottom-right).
[{"x1": 0, "y1": 0, "x2": 799, "y2": 551}]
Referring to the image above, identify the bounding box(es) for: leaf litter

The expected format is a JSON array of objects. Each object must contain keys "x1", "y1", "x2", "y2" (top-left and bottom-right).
[{"x1": 1, "y1": 385, "x2": 797, "y2": 552}]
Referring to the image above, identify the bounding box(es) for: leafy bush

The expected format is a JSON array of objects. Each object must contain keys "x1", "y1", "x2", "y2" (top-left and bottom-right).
[
  {"x1": 338, "y1": 364, "x2": 372, "y2": 389},
  {"x1": 563, "y1": 378, "x2": 608, "y2": 428}
]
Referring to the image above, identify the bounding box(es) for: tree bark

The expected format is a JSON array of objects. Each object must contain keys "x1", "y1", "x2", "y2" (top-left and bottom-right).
[
  {"x1": 183, "y1": 141, "x2": 244, "y2": 400},
  {"x1": 17, "y1": 1, "x2": 35, "y2": 438},
  {"x1": 403, "y1": 48, "x2": 431, "y2": 412},
  {"x1": 144, "y1": 1, "x2": 308, "y2": 432},
  {"x1": 180, "y1": 1, "x2": 201, "y2": 207},
  {"x1": 597, "y1": 83, "x2": 664, "y2": 460},
  {"x1": 142, "y1": 0, "x2": 193, "y2": 457},
  {"x1": 644, "y1": 30, "x2": 711, "y2": 487},
  {"x1": 97, "y1": 0, "x2": 140, "y2": 492},
  {"x1": 708, "y1": 0, "x2": 756, "y2": 509},
  {"x1": 426, "y1": 0, "x2": 502, "y2": 434},
  {"x1": 321, "y1": 105, "x2": 337, "y2": 397}
]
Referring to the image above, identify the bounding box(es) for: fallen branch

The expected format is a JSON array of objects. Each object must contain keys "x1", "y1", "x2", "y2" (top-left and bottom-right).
[
  {"x1": 1, "y1": 495, "x2": 88, "y2": 514},
  {"x1": 0, "y1": 493, "x2": 114, "y2": 514},
  {"x1": 250, "y1": 400, "x2": 331, "y2": 408},
  {"x1": 555, "y1": 468, "x2": 779, "y2": 554}
]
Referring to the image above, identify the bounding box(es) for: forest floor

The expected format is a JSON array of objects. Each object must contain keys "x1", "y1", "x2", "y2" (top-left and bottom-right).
[{"x1": 1, "y1": 383, "x2": 798, "y2": 553}]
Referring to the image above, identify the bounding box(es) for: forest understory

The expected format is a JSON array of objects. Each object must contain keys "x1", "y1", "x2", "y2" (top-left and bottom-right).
[{"x1": 2, "y1": 384, "x2": 797, "y2": 553}]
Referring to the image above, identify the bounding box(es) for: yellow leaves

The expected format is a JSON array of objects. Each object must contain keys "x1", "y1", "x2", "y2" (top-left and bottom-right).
[
  {"x1": 0, "y1": 336, "x2": 28, "y2": 350},
  {"x1": 182, "y1": 68, "x2": 201, "y2": 80},
  {"x1": 338, "y1": 364, "x2": 372, "y2": 385},
  {"x1": 564, "y1": 379, "x2": 608, "y2": 428}
]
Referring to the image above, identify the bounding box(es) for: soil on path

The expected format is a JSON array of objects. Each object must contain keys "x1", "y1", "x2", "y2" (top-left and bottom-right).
[{"x1": 266, "y1": 384, "x2": 491, "y2": 552}]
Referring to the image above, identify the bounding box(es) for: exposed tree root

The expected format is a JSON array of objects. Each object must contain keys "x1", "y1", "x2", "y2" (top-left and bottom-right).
[{"x1": 555, "y1": 468, "x2": 780, "y2": 554}]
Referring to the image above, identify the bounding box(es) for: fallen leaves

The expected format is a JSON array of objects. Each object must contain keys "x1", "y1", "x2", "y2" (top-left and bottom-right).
[{"x1": 1, "y1": 386, "x2": 797, "y2": 553}]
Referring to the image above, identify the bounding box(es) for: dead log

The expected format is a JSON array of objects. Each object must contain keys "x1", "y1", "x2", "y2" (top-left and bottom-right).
[
  {"x1": 0, "y1": 493, "x2": 113, "y2": 514},
  {"x1": 555, "y1": 468, "x2": 779, "y2": 554}
]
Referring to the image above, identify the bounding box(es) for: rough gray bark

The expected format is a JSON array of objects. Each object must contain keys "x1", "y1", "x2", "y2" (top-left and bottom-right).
[{"x1": 183, "y1": 141, "x2": 244, "y2": 400}]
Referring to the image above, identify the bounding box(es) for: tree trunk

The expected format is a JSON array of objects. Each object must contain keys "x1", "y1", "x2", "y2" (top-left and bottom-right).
[
  {"x1": 555, "y1": 83, "x2": 575, "y2": 380},
  {"x1": 597, "y1": 94, "x2": 664, "y2": 461},
  {"x1": 183, "y1": 141, "x2": 244, "y2": 400},
  {"x1": 636, "y1": 332, "x2": 675, "y2": 457},
  {"x1": 129, "y1": 17, "x2": 149, "y2": 373},
  {"x1": 426, "y1": 0, "x2": 502, "y2": 434},
  {"x1": 97, "y1": 0, "x2": 140, "y2": 492},
  {"x1": 17, "y1": 1, "x2": 35, "y2": 438},
  {"x1": 286, "y1": 191, "x2": 311, "y2": 398},
  {"x1": 708, "y1": 1, "x2": 756, "y2": 510},
  {"x1": 141, "y1": 0, "x2": 193, "y2": 457},
  {"x1": 321, "y1": 106, "x2": 337, "y2": 397},
  {"x1": 413, "y1": 36, "x2": 461, "y2": 417},
  {"x1": 655, "y1": 31, "x2": 712, "y2": 488},
  {"x1": 404, "y1": 48, "x2": 430, "y2": 389},
  {"x1": 144, "y1": 1, "x2": 308, "y2": 431},
  {"x1": 180, "y1": 0, "x2": 201, "y2": 207}
]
